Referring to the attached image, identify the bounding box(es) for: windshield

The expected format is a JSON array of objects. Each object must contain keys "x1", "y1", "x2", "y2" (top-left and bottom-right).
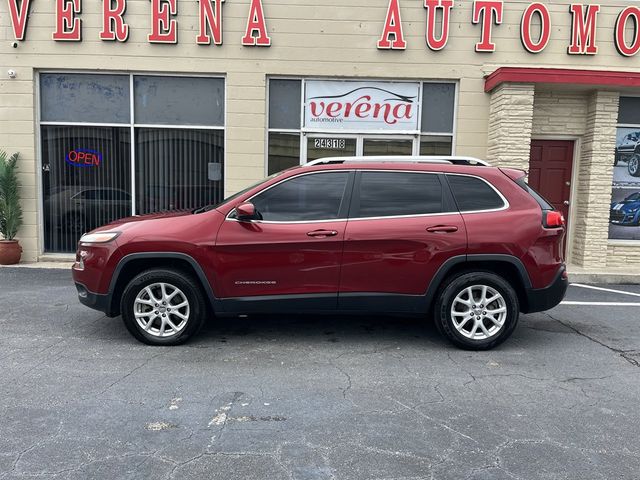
[{"x1": 194, "y1": 172, "x2": 281, "y2": 213}]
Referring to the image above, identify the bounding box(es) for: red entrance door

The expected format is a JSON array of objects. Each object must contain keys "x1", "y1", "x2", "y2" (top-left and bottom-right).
[{"x1": 529, "y1": 140, "x2": 574, "y2": 225}]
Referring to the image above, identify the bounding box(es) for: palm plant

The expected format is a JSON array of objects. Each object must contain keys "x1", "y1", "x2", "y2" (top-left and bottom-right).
[{"x1": 0, "y1": 150, "x2": 23, "y2": 241}]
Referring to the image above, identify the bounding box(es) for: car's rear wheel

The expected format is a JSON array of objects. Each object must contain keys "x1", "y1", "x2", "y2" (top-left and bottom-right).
[
  {"x1": 435, "y1": 272, "x2": 519, "y2": 350},
  {"x1": 121, "y1": 269, "x2": 207, "y2": 346},
  {"x1": 629, "y1": 155, "x2": 640, "y2": 177}
]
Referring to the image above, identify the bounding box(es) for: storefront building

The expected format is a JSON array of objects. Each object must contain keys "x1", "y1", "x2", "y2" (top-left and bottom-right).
[{"x1": 2, "y1": 0, "x2": 640, "y2": 272}]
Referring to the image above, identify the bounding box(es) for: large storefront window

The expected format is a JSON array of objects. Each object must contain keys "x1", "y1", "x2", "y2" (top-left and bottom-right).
[
  {"x1": 39, "y1": 73, "x2": 225, "y2": 253},
  {"x1": 611, "y1": 97, "x2": 640, "y2": 241},
  {"x1": 267, "y1": 79, "x2": 456, "y2": 174}
]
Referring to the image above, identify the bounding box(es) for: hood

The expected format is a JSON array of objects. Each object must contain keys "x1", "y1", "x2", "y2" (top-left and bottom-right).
[
  {"x1": 612, "y1": 199, "x2": 640, "y2": 212},
  {"x1": 106, "y1": 209, "x2": 193, "y2": 226}
]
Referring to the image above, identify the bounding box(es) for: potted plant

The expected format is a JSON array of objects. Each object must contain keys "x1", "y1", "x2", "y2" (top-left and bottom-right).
[{"x1": 0, "y1": 150, "x2": 23, "y2": 265}]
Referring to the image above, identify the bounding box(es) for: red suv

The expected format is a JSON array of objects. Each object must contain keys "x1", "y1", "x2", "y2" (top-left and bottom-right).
[{"x1": 72, "y1": 157, "x2": 568, "y2": 350}]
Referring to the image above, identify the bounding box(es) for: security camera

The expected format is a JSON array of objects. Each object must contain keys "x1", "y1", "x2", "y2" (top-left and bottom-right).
[{"x1": 7, "y1": 70, "x2": 16, "y2": 79}]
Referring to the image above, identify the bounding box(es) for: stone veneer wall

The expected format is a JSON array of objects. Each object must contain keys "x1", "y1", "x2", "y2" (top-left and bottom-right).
[
  {"x1": 570, "y1": 91, "x2": 619, "y2": 269},
  {"x1": 532, "y1": 91, "x2": 588, "y2": 137},
  {"x1": 486, "y1": 83, "x2": 535, "y2": 171},
  {"x1": 495, "y1": 87, "x2": 628, "y2": 270}
]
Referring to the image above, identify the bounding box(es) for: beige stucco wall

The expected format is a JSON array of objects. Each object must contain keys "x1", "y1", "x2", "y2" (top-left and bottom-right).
[{"x1": 2, "y1": 0, "x2": 640, "y2": 264}]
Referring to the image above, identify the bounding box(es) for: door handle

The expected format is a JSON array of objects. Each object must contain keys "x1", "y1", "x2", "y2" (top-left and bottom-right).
[
  {"x1": 426, "y1": 225, "x2": 458, "y2": 233},
  {"x1": 307, "y1": 229, "x2": 338, "y2": 237}
]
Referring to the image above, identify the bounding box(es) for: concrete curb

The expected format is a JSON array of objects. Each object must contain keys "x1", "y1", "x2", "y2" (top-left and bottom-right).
[
  {"x1": 0, "y1": 262, "x2": 72, "y2": 270},
  {"x1": 568, "y1": 272, "x2": 640, "y2": 285}
]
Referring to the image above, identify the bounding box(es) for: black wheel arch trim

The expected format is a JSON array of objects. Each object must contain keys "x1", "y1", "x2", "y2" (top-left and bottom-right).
[
  {"x1": 106, "y1": 252, "x2": 218, "y2": 317},
  {"x1": 424, "y1": 254, "x2": 533, "y2": 309}
]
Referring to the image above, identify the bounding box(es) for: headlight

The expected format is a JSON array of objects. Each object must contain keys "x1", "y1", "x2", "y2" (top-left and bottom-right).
[{"x1": 79, "y1": 231, "x2": 121, "y2": 243}]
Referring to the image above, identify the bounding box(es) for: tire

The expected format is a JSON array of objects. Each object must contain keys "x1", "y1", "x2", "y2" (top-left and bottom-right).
[
  {"x1": 614, "y1": 154, "x2": 619, "y2": 166},
  {"x1": 120, "y1": 269, "x2": 207, "y2": 346},
  {"x1": 434, "y1": 272, "x2": 519, "y2": 350},
  {"x1": 629, "y1": 155, "x2": 640, "y2": 177}
]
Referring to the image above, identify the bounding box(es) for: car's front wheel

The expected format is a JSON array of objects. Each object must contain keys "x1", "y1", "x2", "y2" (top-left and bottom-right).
[
  {"x1": 121, "y1": 269, "x2": 207, "y2": 345},
  {"x1": 629, "y1": 154, "x2": 640, "y2": 177},
  {"x1": 435, "y1": 272, "x2": 519, "y2": 350}
]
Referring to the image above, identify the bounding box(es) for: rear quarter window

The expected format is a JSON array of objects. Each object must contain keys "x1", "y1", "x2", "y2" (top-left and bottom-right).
[
  {"x1": 514, "y1": 177, "x2": 554, "y2": 211},
  {"x1": 446, "y1": 175, "x2": 505, "y2": 212}
]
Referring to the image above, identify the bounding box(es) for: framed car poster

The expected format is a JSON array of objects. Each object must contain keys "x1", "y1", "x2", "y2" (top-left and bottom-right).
[{"x1": 610, "y1": 127, "x2": 640, "y2": 240}]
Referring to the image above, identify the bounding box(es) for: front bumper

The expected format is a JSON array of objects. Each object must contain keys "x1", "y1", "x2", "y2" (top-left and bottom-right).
[
  {"x1": 610, "y1": 212, "x2": 638, "y2": 225},
  {"x1": 523, "y1": 266, "x2": 568, "y2": 314},
  {"x1": 75, "y1": 282, "x2": 112, "y2": 316}
]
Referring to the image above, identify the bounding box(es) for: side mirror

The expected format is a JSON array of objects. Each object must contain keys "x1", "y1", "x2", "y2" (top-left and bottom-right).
[{"x1": 235, "y1": 202, "x2": 257, "y2": 221}]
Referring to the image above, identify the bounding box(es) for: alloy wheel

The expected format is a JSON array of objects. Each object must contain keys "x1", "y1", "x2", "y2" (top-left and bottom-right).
[
  {"x1": 630, "y1": 156, "x2": 640, "y2": 176},
  {"x1": 450, "y1": 285, "x2": 507, "y2": 340},
  {"x1": 133, "y1": 282, "x2": 190, "y2": 338}
]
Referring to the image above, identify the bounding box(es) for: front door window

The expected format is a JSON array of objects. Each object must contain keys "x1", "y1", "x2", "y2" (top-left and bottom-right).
[{"x1": 362, "y1": 138, "x2": 413, "y2": 156}]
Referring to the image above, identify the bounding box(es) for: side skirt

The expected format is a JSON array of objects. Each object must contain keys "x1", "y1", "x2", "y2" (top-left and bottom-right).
[{"x1": 216, "y1": 293, "x2": 428, "y2": 315}]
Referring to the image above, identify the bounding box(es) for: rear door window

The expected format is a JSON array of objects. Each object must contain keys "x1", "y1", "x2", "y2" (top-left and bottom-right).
[
  {"x1": 446, "y1": 175, "x2": 506, "y2": 212},
  {"x1": 351, "y1": 172, "x2": 444, "y2": 218}
]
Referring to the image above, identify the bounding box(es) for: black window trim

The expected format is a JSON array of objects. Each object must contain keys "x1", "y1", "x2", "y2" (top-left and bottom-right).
[
  {"x1": 443, "y1": 173, "x2": 510, "y2": 214},
  {"x1": 226, "y1": 170, "x2": 355, "y2": 224},
  {"x1": 347, "y1": 170, "x2": 458, "y2": 221}
]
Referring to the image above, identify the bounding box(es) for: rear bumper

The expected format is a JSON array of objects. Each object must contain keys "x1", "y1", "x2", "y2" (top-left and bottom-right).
[
  {"x1": 523, "y1": 266, "x2": 568, "y2": 314},
  {"x1": 75, "y1": 282, "x2": 114, "y2": 316}
]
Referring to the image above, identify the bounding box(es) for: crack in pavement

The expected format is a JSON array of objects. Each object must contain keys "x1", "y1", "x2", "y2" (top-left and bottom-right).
[
  {"x1": 97, "y1": 350, "x2": 167, "y2": 395},
  {"x1": 389, "y1": 397, "x2": 478, "y2": 444},
  {"x1": 544, "y1": 312, "x2": 640, "y2": 368},
  {"x1": 331, "y1": 361, "x2": 352, "y2": 400}
]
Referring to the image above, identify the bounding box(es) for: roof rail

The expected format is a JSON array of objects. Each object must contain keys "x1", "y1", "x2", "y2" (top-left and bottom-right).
[{"x1": 306, "y1": 155, "x2": 491, "y2": 167}]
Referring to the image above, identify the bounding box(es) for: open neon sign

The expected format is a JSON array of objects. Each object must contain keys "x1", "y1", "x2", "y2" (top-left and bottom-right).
[{"x1": 65, "y1": 148, "x2": 102, "y2": 167}]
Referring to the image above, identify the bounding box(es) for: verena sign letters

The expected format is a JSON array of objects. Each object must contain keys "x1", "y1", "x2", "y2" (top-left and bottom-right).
[
  {"x1": 304, "y1": 81, "x2": 420, "y2": 133},
  {"x1": 6, "y1": 1, "x2": 640, "y2": 57}
]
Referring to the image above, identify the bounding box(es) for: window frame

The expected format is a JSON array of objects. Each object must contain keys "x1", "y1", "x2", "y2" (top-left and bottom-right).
[
  {"x1": 226, "y1": 170, "x2": 355, "y2": 224},
  {"x1": 348, "y1": 170, "x2": 455, "y2": 220},
  {"x1": 265, "y1": 77, "x2": 459, "y2": 175},
  {"x1": 36, "y1": 70, "x2": 226, "y2": 255},
  {"x1": 444, "y1": 173, "x2": 510, "y2": 214}
]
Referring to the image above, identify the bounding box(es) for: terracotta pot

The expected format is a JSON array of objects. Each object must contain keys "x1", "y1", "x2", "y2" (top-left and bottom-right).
[{"x1": 0, "y1": 240, "x2": 22, "y2": 265}]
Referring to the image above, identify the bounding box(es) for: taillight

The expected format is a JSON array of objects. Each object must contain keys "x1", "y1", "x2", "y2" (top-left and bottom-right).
[{"x1": 543, "y1": 210, "x2": 565, "y2": 228}]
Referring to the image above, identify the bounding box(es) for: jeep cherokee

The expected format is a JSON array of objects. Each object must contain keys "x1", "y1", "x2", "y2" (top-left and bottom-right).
[{"x1": 72, "y1": 156, "x2": 568, "y2": 350}]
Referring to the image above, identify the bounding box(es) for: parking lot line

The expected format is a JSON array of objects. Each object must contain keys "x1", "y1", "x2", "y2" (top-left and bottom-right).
[
  {"x1": 571, "y1": 283, "x2": 640, "y2": 298},
  {"x1": 560, "y1": 301, "x2": 640, "y2": 306}
]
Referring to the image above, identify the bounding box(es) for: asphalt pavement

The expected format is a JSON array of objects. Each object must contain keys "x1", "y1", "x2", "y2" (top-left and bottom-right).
[{"x1": 0, "y1": 268, "x2": 639, "y2": 480}]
